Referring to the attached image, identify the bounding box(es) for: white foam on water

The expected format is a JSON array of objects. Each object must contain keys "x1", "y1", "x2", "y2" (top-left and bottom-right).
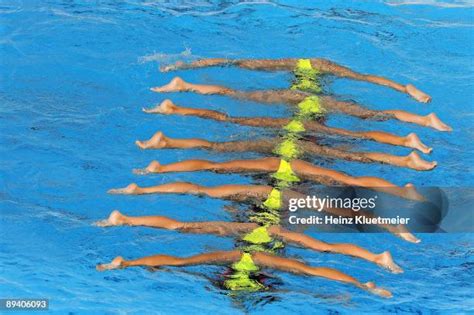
[{"x1": 138, "y1": 47, "x2": 193, "y2": 64}]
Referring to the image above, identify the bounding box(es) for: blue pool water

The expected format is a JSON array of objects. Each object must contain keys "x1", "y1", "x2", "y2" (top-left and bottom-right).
[{"x1": 1, "y1": 1, "x2": 473, "y2": 313}]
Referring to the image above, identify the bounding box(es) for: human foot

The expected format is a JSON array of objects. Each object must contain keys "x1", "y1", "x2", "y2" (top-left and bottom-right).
[
  {"x1": 403, "y1": 183, "x2": 425, "y2": 201},
  {"x1": 397, "y1": 232, "x2": 421, "y2": 244},
  {"x1": 160, "y1": 61, "x2": 185, "y2": 72},
  {"x1": 406, "y1": 151, "x2": 437, "y2": 171},
  {"x1": 405, "y1": 133, "x2": 432, "y2": 154},
  {"x1": 425, "y1": 113, "x2": 452, "y2": 131},
  {"x1": 96, "y1": 256, "x2": 125, "y2": 271},
  {"x1": 406, "y1": 84, "x2": 431, "y2": 103},
  {"x1": 136, "y1": 131, "x2": 168, "y2": 149},
  {"x1": 94, "y1": 210, "x2": 127, "y2": 227},
  {"x1": 108, "y1": 183, "x2": 141, "y2": 195},
  {"x1": 151, "y1": 77, "x2": 186, "y2": 93},
  {"x1": 363, "y1": 282, "x2": 392, "y2": 298},
  {"x1": 375, "y1": 251, "x2": 403, "y2": 274},
  {"x1": 143, "y1": 99, "x2": 177, "y2": 114},
  {"x1": 133, "y1": 160, "x2": 162, "y2": 175}
]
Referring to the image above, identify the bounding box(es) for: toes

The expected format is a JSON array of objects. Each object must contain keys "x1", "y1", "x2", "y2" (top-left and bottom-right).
[
  {"x1": 371, "y1": 287, "x2": 393, "y2": 298},
  {"x1": 107, "y1": 184, "x2": 137, "y2": 195},
  {"x1": 135, "y1": 140, "x2": 147, "y2": 149},
  {"x1": 142, "y1": 107, "x2": 157, "y2": 113}
]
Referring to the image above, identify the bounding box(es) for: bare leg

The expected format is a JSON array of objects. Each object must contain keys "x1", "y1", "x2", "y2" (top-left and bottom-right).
[
  {"x1": 143, "y1": 99, "x2": 229, "y2": 121},
  {"x1": 313, "y1": 59, "x2": 431, "y2": 103},
  {"x1": 290, "y1": 159, "x2": 424, "y2": 201},
  {"x1": 95, "y1": 210, "x2": 184, "y2": 229},
  {"x1": 132, "y1": 157, "x2": 420, "y2": 201},
  {"x1": 133, "y1": 157, "x2": 279, "y2": 175},
  {"x1": 136, "y1": 131, "x2": 437, "y2": 172},
  {"x1": 96, "y1": 250, "x2": 391, "y2": 298},
  {"x1": 311, "y1": 123, "x2": 432, "y2": 154},
  {"x1": 160, "y1": 58, "x2": 430, "y2": 103},
  {"x1": 299, "y1": 141, "x2": 437, "y2": 172},
  {"x1": 95, "y1": 210, "x2": 257, "y2": 236},
  {"x1": 160, "y1": 58, "x2": 233, "y2": 72},
  {"x1": 97, "y1": 250, "x2": 242, "y2": 271},
  {"x1": 151, "y1": 77, "x2": 307, "y2": 104},
  {"x1": 107, "y1": 182, "x2": 272, "y2": 202},
  {"x1": 324, "y1": 97, "x2": 451, "y2": 131},
  {"x1": 135, "y1": 130, "x2": 275, "y2": 153},
  {"x1": 144, "y1": 99, "x2": 432, "y2": 153},
  {"x1": 268, "y1": 226, "x2": 402, "y2": 274},
  {"x1": 363, "y1": 150, "x2": 437, "y2": 172},
  {"x1": 135, "y1": 131, "x2": 212, "y2": 150},
  {"x1": 384, "y1": 110, "x2": 452, "y2": 132},
  {"x1": 160, "y1": 58, "x2": 296, "y2": 72},
  {"x1": 151, "y1": 78, "x2": 446, "y2": 132},
  {"x1": 150, "y1": 77, "x2": 235, "y2": 95},
  {"x1": 95, "y1": 211, "x2": 401, "y2": 273},
  {"x1": 252, "y1": 252, "x2": 392, "y2": 298}
]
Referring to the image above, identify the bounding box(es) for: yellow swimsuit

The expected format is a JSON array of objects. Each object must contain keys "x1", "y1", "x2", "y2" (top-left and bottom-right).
[
  {"x1": 226, "y1": 59, "x2": 322, "y2": 292},
  {"x1": 290, "y1": 58, "x2": 322, "y2": 94}
]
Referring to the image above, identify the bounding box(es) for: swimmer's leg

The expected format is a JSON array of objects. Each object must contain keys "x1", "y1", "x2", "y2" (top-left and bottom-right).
[
  {"x1": 97, "y1": 250, "x2": 242, "y2": 271},
  {"x1": 300, "y1": 141, "x2": 437, "y2": 172},
  {"x1": 143, "y1": 99, "x2": 229, "y2": 121},
  {"x1": 268, "y1": 226, "x2": 402, "y2": 274},
  {"x1": 143, "y1": 99, "x2": 288, "y2": 128},
  {"x1": 306, "y1": 121, "x2": 432, "y2": 153},
  {"x1": 95, "y1": 210, "x2": 183, "y2": 229},
  {"x1": 160, "y1": 58, "x2": 296, "y2": 72},
  {"x1": 160, "y1": 58, "x2": 232, "y2": 72},
  {"x1": 150, "y1": 77, "x2": 233, "y2": 95},
  {"x1": 362, "y1": 150, "x2": 437, "y2": 173},
  {"x1": 145, "y1": 100, "x2": 431, "y2": 153},
  {"x1": 384, "y1": 110, "x2": 452, "y2": 132},
  {"x1": 135, "y1": 131, "x2": 275, "y2": 153},
  {"x1": 133, "y1": 157, "x2": 279, "y2": 175},
  {"x1": 151, "y1": 77, "x2": 307, "y2": 104},
  {"x1": 313, "y1": 59, "x2": 431, "y2": 103},
  {"x1": 108, "y1": 181, "x2": 272, "y2": 201},
  {"x1": 160, "y1": 57, "x2": 430, "y2": 102},
  {"x1": 322, "y1": 97, "x2": 451, "y2": 131},
  {"x1": 135, "y1": 131, "x2": 213, "y2": 150},
  {"x1": 132, "y1": 157, "x2": 420, "y2": 200},
  {"x1": 135, "y1": 131, "x2": 436, "y2": 173},
  {"x1": 95, "y1": 210, "x2": 257, "y2": 236},
  {"x1": 251, "y1": 252, "x2": 392, "y2": 298},
  {"x1": 290, "y1": 159, "x2": 423, "y2": 201}
]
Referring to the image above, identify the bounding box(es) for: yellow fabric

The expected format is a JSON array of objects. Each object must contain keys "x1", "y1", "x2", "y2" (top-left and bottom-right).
[
  {"x1": 291, "y1": 79, "x2": 321, "y2": 94},
  {"x1": 283, "y1": 119, "x2": 306, "y2": 133},
  {"x1": 241, "y1": 240, "x2": 285, "y2": 254},
  {"x1": 272, "y1": 159, "x2": 300, "y2": 183},
  {"x1": 240, "y1": 243, "x2": 271, "y2": 254},
  {"x1": 243, "y1": 226, "x2": 272, "y2": 244},
  {"x1": 249, "y1": 210, "x2": 280, "y2": 226},
  {"x1": 295, "y1": 59, "x2": 313, "y2": 71},
  {"x1": 231, "y1": 253, "x2": 259, "y2": 273},
  {"x1": 224, "y1": 271, "x2": 265, "y2": 291},
  {"x1": 273, "y1": 137, "x2": 301, "y2": 160},
  {"x1": 297, "y1": 96, "x2": 325, "y2": 118},
  {"x1": 262, "y1": 188, "x2": 282, "y2": 210},
  {"x1": 291, "y1": 59, "x2": 321, "y2": 94}
]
